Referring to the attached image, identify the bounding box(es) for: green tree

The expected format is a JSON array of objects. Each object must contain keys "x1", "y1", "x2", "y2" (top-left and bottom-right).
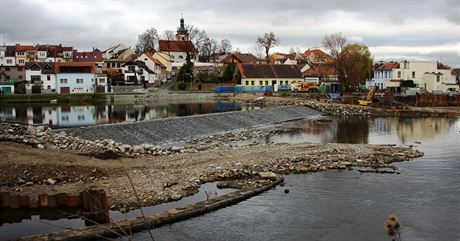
[
  {"x1": 177, "y1": 61, "x2": 194, "y2": 84},
  {"x1": 322, "y1": 33, "x2": 372, "y2": 91}
]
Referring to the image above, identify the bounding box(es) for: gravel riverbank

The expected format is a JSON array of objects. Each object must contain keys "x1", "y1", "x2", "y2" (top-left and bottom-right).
[{"x1": 1, "y1": 121, "x2": 423, "y2": 211}]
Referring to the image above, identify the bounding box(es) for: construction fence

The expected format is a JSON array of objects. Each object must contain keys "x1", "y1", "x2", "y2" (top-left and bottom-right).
[
  {"x1": 215, "y1": 85, "x2": 291, "y2": 93},
  {"x1": 416, "y1": 93, "x2": 460, "y2": 107}
]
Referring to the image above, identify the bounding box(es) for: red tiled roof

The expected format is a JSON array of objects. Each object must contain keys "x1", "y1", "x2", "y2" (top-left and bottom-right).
[
  {"x1": 73, "y1": 51, "x2": 103, "y2": 62},
  {"x1": 303, "y1": 49, "x2": 329, "y2": 57},
  {"x1": 145, "y1": 53, "x2": 166, "y2": 68},
  {"x1": 384, "y1": 63, "x2": 399, "y2": 69},
  {"x1": 222, "y1": 53, "x2": 258, "y2": 64},
  {"x1": 159, "y1": 40, "x2": 197, "y2": 53},
  {"x1": 15, "y1": 45, "x2": 37, "y2": 52},
  {"x1": 303, "y1": 65, "x2": 337, "y2": 76},
  {"x1": 437, "y1": 62, "x2": 451, "y2": 70}
]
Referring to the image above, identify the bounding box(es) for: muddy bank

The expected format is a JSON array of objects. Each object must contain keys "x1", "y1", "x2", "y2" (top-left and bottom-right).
[{"x1": 232, "y1": 94, "x2": 460, "y2": 117}]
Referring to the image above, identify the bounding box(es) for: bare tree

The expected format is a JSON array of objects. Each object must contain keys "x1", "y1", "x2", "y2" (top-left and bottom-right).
[
  {"x1": 135, "y1": 27, "x2": 159, "y2": 54},
  {"x1": 322, "y1": 32, "x2": 347, "y2": 58},
  {"x1": 256, "y1": 32, "x2": 279, "y2": 63},
  {"x1": 220, "y1": 39, "x2": 232, "y2": 54},
  {"x1": 251, "y1": 43, "x2": 265, "y2": 59},
  {"x1": 162, "y1": 30, "x2": 175, "y2": 56},
  {"x1": 162, "y1": 30, "x2": 175, "y2": 41},
  {"x1": 200, "y1": 38, "x2": 219, "y2": 63}
]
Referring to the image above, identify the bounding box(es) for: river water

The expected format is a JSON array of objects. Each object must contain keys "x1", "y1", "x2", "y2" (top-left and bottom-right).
[
  {"x1": 129, "y1": 117, "x2": 460, "y2": 241},
  {"x1": 0, "y1": 101, "x2": 250, "y2": 128}
]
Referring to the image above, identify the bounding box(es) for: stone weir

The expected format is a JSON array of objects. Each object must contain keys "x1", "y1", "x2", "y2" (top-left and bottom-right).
[{"x1": 63, "y1": 106, "x2": 322, "y2": 145}]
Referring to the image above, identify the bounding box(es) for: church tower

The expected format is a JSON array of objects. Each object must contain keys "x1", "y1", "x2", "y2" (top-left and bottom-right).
[{"x1": 176, "y1": 15, "x2": 189, "y2": 41}]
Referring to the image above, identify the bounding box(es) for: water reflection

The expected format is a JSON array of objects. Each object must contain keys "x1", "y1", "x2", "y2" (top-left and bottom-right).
[
  {"x1": 0, "y1": 102, "x2": 251, "y2": 128},
  {"x1": 268, "y1": 117, "x2": 457, "y2": 145}
]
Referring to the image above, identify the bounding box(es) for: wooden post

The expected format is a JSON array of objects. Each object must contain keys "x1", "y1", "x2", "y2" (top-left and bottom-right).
[
  {"x1": 0, "y1": 192, "x2": 10, "y2": 209},
  {"x1": 39, "y1": 194, "x2": 49, "y2": 207},
  {"x1": 83, "y1": 189, "x2": 110, "y2": 225}
]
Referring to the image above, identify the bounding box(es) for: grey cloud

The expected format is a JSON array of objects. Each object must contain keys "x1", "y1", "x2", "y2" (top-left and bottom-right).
[{"x1": 0, "y1": 0, "x2": 459, "y2": 67}]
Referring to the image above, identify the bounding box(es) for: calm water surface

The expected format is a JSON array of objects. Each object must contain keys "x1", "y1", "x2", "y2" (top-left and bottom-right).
[
  {"x1": 0, "y1": 102, "x2": 250, "y2": 128},
  {"x1": 131, "y1": 117, "x2": 460, "y2": 241}
]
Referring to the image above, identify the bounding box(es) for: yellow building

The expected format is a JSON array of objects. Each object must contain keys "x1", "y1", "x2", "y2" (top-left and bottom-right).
[{"x1": 236, "y1": 63, "x2": 303, "y2": 86}]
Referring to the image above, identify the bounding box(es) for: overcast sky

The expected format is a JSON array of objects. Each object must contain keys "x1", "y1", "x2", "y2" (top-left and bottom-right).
[{"x1": 1, "y1": 0, "x2": 459, "y2": 67}]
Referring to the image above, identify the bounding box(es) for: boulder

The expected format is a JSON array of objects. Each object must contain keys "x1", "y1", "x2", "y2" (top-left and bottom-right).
[{"x1": 258, "y1": 171, "x2": 278, "y2": 180}]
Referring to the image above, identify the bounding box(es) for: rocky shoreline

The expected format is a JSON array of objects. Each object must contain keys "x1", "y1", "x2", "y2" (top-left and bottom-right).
[{"x1": 232, "y1": 94, "x2": 460, "y2": 117}]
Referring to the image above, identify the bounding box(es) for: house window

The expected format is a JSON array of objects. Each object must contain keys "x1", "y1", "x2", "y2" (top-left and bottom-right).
[
  {"x1": 76, "y1": 78, "x2": 84, "y2": 84},
  {"x1": 31, "y1": 75, "x2": 41, "y2": 82},
  {"x1": 77, "y1": 115, "x2": 85, "y2": 121},
  {"x1": 62, "y1": 115, "x2": 69, "y2": 121},
  {"x1": 397, "y1": 71, "x2": 401, "y2": 78},
  {"x1": 17, "y1": 52, "x2": 24, "y2": 56},
  {"x1": 6, "y1": 75, "x2": 10, "y2": 80},
  {"x1": 18, "y1": 75, "x2": 23, "y2": 80},
  {"x1": 251, "y1": 80, "x2": 254, "y2": 85},
  {"x1": 128, "y1": 66, "x2": 135, "y2": 72},
  {"x1": 47, "y1": 75, "x2": 51, "y2": 81},
  {"x1": 265, "y1": 81, "x2": 269, "y2": 85},
  {"x1": 99, "y1": 78, "x2": 105, "y2": 83},
  {"x1": 60, "y1": 79, "x2": 68, "y2": 84},
  {"x1": 18, "y1": 67, "x2": 23, "y2": 71},
  {"x1": 6, "y1": 59, "x2": 12, "y2": 64},
  {"x1": 19, "y1": 59, "x2": 25, "y2": 64},
  {"x1": 245, "y1": 81, "x2": 249, "y2": 85},
  {"x1": 436, "y1": 75, "x2": 440, "y2": 82},
  {"x1": 179, "y1": 55, "x2": 183, "y2": 59},
  {"x1": 412, "y1": 71, "x2": 415, "y2": 78},
  {"x1": 5, "y1": 67, "x2": 10, "y2": 71},
  {"x1": 259, "y1": 81, "x2": 263, "y2": 85},
  {"x1": 47, "y1": 85, "x2": 51, "y2": 89}
]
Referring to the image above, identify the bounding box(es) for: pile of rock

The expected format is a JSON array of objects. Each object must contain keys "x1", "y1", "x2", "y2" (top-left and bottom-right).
[
  {"x1": 188, "y1": 128, "x2": 283, "y2": 145},
  {"x1": 198, "y1": 146, "x2": 423, "y2": 183},
  {"x1": 232, "y1": 95, "x2": 375, "y2": 116},
  {"x1": 0, "y1": 122, "x2": 202, "y2": 158}
]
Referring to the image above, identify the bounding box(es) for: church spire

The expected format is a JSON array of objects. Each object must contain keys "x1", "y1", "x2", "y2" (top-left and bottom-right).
[{"x1": 176, "y1": 14, "x2": 188, "y2": 41}]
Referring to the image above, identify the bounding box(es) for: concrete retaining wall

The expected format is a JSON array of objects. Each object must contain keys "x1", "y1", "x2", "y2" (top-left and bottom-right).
[{"x1": 63, "y1": 106, "x2": 322, "y2": 145}]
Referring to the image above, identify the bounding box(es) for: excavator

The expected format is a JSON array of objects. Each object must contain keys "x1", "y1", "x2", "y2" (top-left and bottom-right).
[
  {"x1": 358, "y1": 86, "x2": 378, "y2": 106},
  {"x1": 291, "y1": 82, "x2": 319, "y2": 93}
]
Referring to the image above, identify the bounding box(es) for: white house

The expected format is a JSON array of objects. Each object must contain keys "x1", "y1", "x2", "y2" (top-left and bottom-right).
[
  {"x1": 367, "y1": 62, "x2": 399, "y2": 90},
  {"x1": 368, "y1": 60, "x2": 458, "y2": 93},
  {"x1": 55, "y1": 62, "x2": 97, "y2": 94},
  {"x1": 0, "y1": 46, "x2": 16, "y2": 66},
  {"x1": 136, "y1": 53, "x2": 167, "y2": 85},
  {"x1": 25, "y1": 62, "x2": 58, "y2": 93},
  {"x1": 122, "y1": 60, "x2": 155, "y2": 87}
]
